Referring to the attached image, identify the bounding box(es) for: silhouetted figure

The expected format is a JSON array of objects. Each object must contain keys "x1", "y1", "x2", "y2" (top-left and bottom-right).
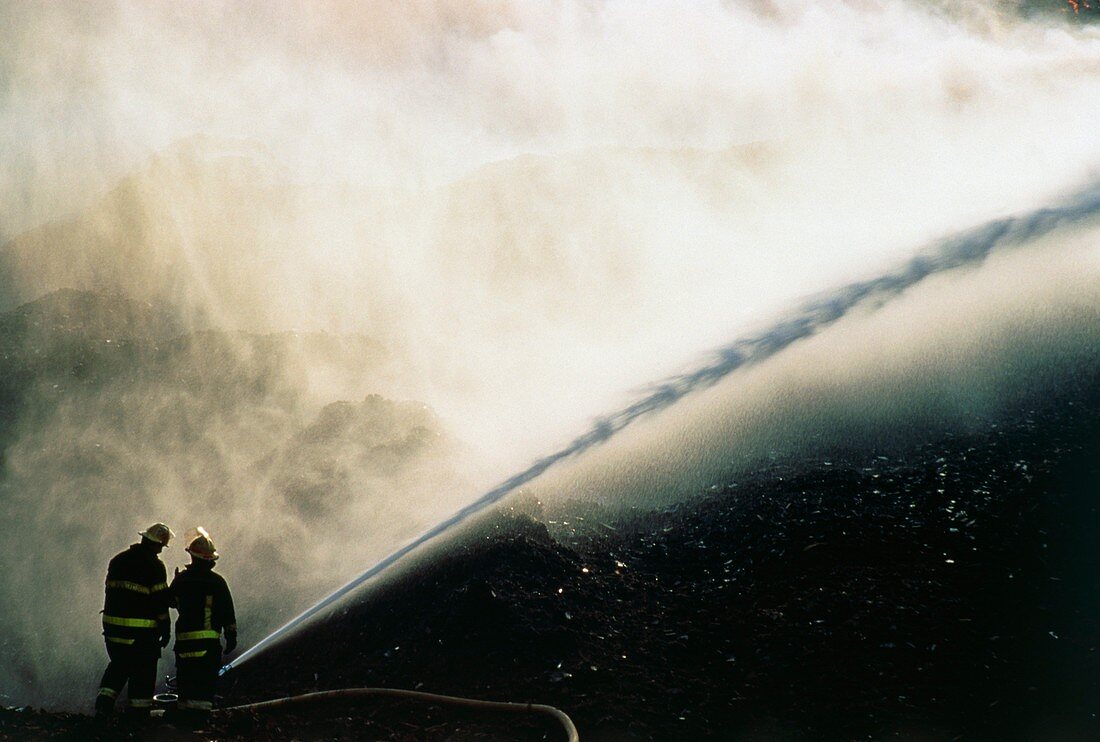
[
  {"x1": 169, "y1": 528, "x2": 237, "y2": 726},
  {"x1": 95, "y1": 523, "x2": 173, "y2": 719}
]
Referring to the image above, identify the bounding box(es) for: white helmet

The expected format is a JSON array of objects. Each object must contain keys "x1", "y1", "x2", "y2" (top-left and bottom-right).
[{"x1": 139, "y1": 522, "x2": 174, "y2": 547}]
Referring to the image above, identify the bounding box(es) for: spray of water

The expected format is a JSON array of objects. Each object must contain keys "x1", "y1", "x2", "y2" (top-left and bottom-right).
[
  {"x1": 2, "y1": 0, "x2": 1100, "y2": 708},
  {"x1": 223, "y1": 179, "x2": 1100, "y2": 672}
]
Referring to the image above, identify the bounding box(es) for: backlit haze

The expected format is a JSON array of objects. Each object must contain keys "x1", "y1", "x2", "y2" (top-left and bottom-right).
[{"x1": 1, "y1": 0, "x2": 1098, "y2": 707}]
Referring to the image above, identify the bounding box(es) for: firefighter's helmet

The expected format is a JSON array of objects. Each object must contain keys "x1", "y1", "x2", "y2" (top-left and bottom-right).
[
  {"x1": 139, "y1": 522, "x2": 174, "y2": 547},
  {"x1": 186, "y1": 528, "x2": 219, "y2": 561}
]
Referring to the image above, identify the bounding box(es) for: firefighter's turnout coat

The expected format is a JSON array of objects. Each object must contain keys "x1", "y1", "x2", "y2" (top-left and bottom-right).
[
  {"x1": 96, "y1": 542, "x2": 170, "y2": 713},
  {"x1": 102, "y1": 543, "x2": 171, "y2": 646},
  {"x1": 170, "y1": 560, "x2": 237, "y2": 712},
  {"x1": 171, "y1": 561, "x2": 236, "y2": 657}
]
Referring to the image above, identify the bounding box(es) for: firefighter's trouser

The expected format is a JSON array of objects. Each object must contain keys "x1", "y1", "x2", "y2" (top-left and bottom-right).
[
  {"x1": 95, "y1": 640, "x2": 159, "y2": 716},
  {"x1": 176, "y1": 645, "x2": 221, "y2": 717}
]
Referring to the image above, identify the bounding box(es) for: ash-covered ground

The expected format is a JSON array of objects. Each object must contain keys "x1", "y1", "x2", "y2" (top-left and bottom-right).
[{"x1": 3, "y1": 376, "x2": 1099, "y2": 740}]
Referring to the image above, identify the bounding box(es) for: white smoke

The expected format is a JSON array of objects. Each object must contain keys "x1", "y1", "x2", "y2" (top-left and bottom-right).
[{"x1": 1, "y1": 0, "x2": 1098, "y2": 708}]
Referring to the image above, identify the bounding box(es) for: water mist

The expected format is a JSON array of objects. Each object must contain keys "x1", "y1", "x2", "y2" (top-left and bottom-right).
[{"x1": 1, "y1": 0, "x2": 1098, "y2": 709}]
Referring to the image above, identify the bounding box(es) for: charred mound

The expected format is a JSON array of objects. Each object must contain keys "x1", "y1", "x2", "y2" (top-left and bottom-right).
[{"x1": 208, "y1": 381, "x2": 1100, "y2": 740}]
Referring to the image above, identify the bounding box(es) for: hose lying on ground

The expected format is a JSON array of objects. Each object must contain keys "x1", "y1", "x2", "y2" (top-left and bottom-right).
[{"x1": 216, "y1": 687, "x2": 580, "y2": 742}]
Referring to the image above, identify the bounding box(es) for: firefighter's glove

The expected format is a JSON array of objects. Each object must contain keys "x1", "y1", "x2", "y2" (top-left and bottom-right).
[{"x1": 224, "y1": 633, "x2": 237, "y2": 655}]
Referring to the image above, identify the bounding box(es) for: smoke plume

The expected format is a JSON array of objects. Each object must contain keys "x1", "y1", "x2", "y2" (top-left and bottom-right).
[{"x1": 1, "y1": 0, "x2": 1098, "y2": 708}]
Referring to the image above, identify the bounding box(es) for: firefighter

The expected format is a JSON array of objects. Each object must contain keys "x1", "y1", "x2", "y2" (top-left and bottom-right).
[
  {"x1": 170, "y1": 528, "x2": 237, "y2": 724},
  {"x1": 95, "y1": 522, "x2": 173, "y2": 719}
]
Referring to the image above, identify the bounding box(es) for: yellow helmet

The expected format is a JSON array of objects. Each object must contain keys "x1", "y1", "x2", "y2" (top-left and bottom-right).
[
  {"x1": 186, "y1": 527, "x2": 219, "y2": 561},
  {"x1": 139, "y1": 522, "x2": 174, "y2": 547}
]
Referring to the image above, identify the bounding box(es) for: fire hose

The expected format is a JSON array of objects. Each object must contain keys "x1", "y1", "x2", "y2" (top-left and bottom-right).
[{"x1": 212, "y1": 687, "x2": 580, "y2": 742}]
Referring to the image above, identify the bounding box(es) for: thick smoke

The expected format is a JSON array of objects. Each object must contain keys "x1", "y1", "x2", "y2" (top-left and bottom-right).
[
  {"x1": 4, "y1": 0, "x2": 1099, "y2": 453},
  {"x1": 1, "y1": 0, "x2": 1098, "y2": 708}
]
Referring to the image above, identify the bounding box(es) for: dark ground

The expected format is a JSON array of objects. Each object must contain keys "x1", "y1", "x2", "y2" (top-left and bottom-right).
[{"x1": 3, "y1": 379, "x2": 1099, "y2": 740}]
